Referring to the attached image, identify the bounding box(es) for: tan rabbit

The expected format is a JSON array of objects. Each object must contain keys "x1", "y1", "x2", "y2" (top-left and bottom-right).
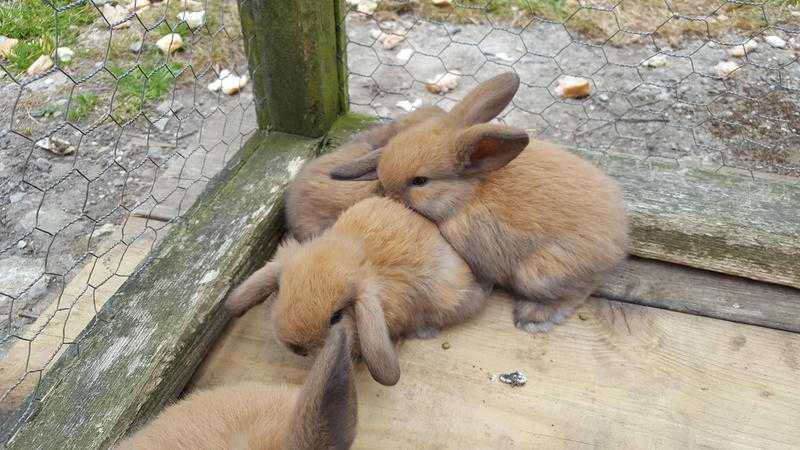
[
  {"x1": 331, "y1": 72, "x2": 629, "y2": 333},
  {"x1": 118, "y1": 318, "x2": 357, "y2": 450},
  {"x1": 226, "y1": 197, "x2": 490, "y2": 386},
  {"x1": 285, "y1": 106, "x2": 446, "y2": 241}
]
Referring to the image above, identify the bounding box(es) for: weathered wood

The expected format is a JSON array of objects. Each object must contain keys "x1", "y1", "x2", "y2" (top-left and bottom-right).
[
  {"x1": 597, "y1": 257, "x2": 800, "y2": 333},
  {"x1": 578, "y1": 151, "x2": 800, "y2": 290},
  {"x1": 2, "y1": 132, "x2": 320, "y2": 449},
  {"x1": 238, "y1": 0, "x2": 346, "y2": 136},
  {"x1": 191, "y1": 295, "x2": 800, "y2": 449}
]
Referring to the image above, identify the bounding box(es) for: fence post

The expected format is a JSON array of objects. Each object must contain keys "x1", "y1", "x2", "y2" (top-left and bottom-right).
[{"x1": 238, "y1": 0, "x2": 348, "y2": 137}]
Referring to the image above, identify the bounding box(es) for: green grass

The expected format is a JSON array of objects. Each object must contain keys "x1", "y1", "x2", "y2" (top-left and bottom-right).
[
  {"x1": 0, "y1": 0, "x2": 95, "y2": 72},
  {"x1": 68, "y1": 93, "x2": 99, "y2": 122},
  {"x1": 108, "y1": 52, "x2": 183, "y2": 122}
]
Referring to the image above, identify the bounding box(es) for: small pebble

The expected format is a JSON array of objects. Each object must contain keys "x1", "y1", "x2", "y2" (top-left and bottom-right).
[
  {"x1": 764, "y1": 36, "x2": 786, "y2": 49},
  {"x1": 441, "y1": 341, "x2": 451, "y2": 350},
  {"x1": 156, "y1": 33, "x2": 184, "y2": 55},
  {"x1": 641, "y1": 54, "x2": 667, "y2": 68},
  {"x1": 17, "y1": 240, "x2": 27, "y2": 250},
  {"x1": 498, "y1": 371, "x2": 527, "y2": 387},
  {"x1": 396, "y1": 99, "x2": 422, "y2": 112},
  {"x1": 395, "y1": 48, "x2": 414, "y2": 63},
  {"x1": 425, "y1": 72, "x2": 460, "y2": 95},
  {"x1": 54, "y1": 47, "x2": 74, "y2": 63},
  {"x1": 555, "y1": 76, "x2": 591, "y2": 99},
  {"x1": 177, "y1": 10, "x2": 205, "y2": 29},
  {"x1": 728, "y1": 39, "x2": 758, "y2": 57},
  {"x1": 0, "y1": 36, "x2": 20, "y2": 58},
  {"x1": 713, "y1": 61, "x2": 741, "y2": 78},
  {"x1": 33, "y1": 157, "x2": 52, "y2": 172},
  {"x1": 27, "y1": 55, "x2": 54, "y2": 76}
]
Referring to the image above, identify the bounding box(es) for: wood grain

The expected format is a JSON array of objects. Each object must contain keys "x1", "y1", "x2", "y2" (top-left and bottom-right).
[
  {"x1": 598, "y1": 257, "x2": 800, "y2": 333},
  {"x1": 190, "y1": 296, "x2": 800, "y2": 450}
]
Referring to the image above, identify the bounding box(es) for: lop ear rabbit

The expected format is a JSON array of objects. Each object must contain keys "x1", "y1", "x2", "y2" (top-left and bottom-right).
[
  {"x1": 226, "y1": 197, "x2": 490, "y2": 386},
  {"x1": 285, "y1": 106, "x2": 446, "y2": 241},
  {"x1": 118, "y1": 319, "x2": 357, "y2": 450},
  {"x1": 331, "y1": 72, "x2": 629, "y2": 333}
]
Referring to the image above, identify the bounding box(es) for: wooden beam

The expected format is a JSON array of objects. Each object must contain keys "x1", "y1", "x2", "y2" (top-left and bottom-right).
[
  {"x1": 238, "y1": 0, "x2": 346, "y2": 137},
  {"x1": 597, "y1": 257, "x2": 800, "y2": 334},
  {"x1": 2, "y1": 131, "x2": 320, "y2": 449}
]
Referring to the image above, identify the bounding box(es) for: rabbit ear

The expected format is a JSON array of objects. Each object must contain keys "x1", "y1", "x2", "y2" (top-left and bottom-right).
[
  {"x1": 224, "y1": 260, "x2": 282, "y2": 316},
  {"x1": 455, "y1": 123, "x2": 529, "y2": 175},
  {"x1": 354, "y1": 283, "x2": 400, "y2": 386},
  {"x1": 449, "y1": 72, "x2": 520, "y2": 127},
  {"x1": 329, "y1": 148, "x2": 382, "y2": 181},
  {"x1": 285, "y1": 318, "x2": 357, "y2": 450}
]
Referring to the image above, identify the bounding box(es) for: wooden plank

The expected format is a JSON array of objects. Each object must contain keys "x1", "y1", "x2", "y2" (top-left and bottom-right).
[
  {"x1": 597, "y1": 257, "x2": 800, "y2": 334},
  {"x1": 190, "y1": 295, "x2": 800, "y2": 450},
  {"x1": 238, "y1": 0, "x2": 345, "y2": 137},
  {"x1": 2, "y1": 132, "x2": 320, "y2": 449}
]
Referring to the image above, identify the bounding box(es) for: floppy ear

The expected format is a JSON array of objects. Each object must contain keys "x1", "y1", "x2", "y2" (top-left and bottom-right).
[
  {"x1": 455, "y1": 123, "x2": 529, "y2": 175},
  {"x1": 448, "y1": 72, "x2": 520, "y2": 127},
  {"x1": 224, "y1": 261, "x2": 281, "y2": 316},
  {"x1": 329, "y1": 148, "x2": 382, "y2": 181},
  {"x1": 353, "y1": 282, "x2": 400, "y2": 386},
  {"x1": 285, "y1": 317, "x2": 357, "y2": 450}
]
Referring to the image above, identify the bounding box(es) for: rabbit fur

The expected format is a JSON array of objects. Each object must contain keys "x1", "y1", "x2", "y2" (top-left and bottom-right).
[
  {"x1": 285, "y1": 106, "x2": 447, "y2": 241},
  {"x1": 226, "y1": 197, "x2": 490, "y2": 386},
  {"x1": 330, "y1": 72, "x2": 629, "y2": 333},
  {"x1": 118, "y1": 319, "x2": 357, "y2": 450}
]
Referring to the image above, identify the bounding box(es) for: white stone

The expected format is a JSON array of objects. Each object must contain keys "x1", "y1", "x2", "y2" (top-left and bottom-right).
[
  {"x1": 764, "y1": 35, "x2": 786, "y2": 49},
  {"x1": 555, "y1": 75, "x2": 591, "y2": 99},
  {"x1": 156, "y1": 33, "x2": 183, "y2": 54},
  {"x1": 102, "y1": 4, "x2": 131, "y2": 29},
  {"x1": 35, "y1": 136, "x2": 75, "y2": 155},
  {"x1": 713, "y1": 61, "x2": 741, "y2": 78},
  {"x1": 357, "y1": 0, "x2": 377, "y2": 15},
  {"x1": 177, "y1": 10, "x2": 205, "y2": 29},
  {"x1": 96, "y1": 223, "x2": 116, "y2": 237},
  {"x1": 641, "y1": 54, "x2": 667, "y2": 68},
  {"x1": 425, "y1": 72, "x2": 460, "y2": 95},
  {"x1": 395, "y1": 48, "x2": 413, "y2": 63},
  {"x1": 27, "y1": 55, "x2": 53, "y2": 76},
  {"x1": 432, "y1": 0, "x2": 452, "y2": 6},
  {"x1": 17, "y1": 240, "x2": 27, "y2": 250},
  {"x1": 396, "y1": 99, "x2": 423, "y2": 112},
  {"x1": 728, "y1": 39, "x2": 758, "y2": 57},
  {"x1": 126, "y1": 0, "x2": 150, "y2": 12},
  {"x1": 0, "y1": 36, "x2": 19, "y2": 58},
  {"x1": 221, "y1": 73, "x2": 249, "y2": 95},
  {"x1": 54, "y1": 47, "x2": 74, "y2": 63}
]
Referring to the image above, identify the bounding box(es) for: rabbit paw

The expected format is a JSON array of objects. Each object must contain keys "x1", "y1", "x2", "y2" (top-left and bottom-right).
[{"x1": 513, "y1": 300, "x2": 575, "y2": 334}]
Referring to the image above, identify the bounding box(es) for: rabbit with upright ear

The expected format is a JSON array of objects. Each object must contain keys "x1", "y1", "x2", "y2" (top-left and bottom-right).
[
  {"x1": 331, "y1": 72, "x2": 629, "y2": 333},
  {"x1": 285, "y1": 106, "x2": 446, "y2": 241},
  {"x1": 118, "y1": 318, "x2": 357, "y2": 450},
  {"x1": 226, "y1": 197, "x2": 490, "y2": 386}
]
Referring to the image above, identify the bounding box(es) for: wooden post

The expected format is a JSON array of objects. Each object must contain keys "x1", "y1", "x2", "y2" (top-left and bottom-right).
[{"x1": 238, "y1": 0, "x2": 348, "y2": 137}]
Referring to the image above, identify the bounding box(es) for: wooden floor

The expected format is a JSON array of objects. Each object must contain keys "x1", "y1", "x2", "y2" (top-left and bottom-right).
[{"x1": 190, "y1": 283, "x2": 800, "y2": 449}]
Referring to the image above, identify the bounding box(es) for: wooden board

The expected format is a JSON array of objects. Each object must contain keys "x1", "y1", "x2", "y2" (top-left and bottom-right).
[
  {"x1": 598, "y1": 257, "x2": 800, "y2": 333},
  {"x1": 1, "y1": 131, "x2": 320, "y2": 449},
  {"x1": 190, "y1": 296, "x2": 800, "y2": 450}
]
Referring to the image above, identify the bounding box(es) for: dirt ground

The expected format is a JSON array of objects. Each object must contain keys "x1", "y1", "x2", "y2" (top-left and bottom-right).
[{"x1": 0, "y1": 0, "x2": 799, "y2": 421}]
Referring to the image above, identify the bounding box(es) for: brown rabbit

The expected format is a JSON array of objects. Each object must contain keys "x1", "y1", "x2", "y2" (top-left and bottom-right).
[
  {"x1": 285, "y1": 106, "x2": 446, "y2": 241},
  {"x1": 226, "y1": 197, "x2": 490, "y2": 386},
  {"x1": 330, "y1": 72, "x2": 629, "y2": 333},
  {"x1": 118, "y1": 318, "x2": 357, "y2": 450}
]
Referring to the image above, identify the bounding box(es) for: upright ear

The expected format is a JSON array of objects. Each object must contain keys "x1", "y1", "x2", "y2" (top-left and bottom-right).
[
  {"x1": 285, "y1": 318, "x2": 357, "y2": 450},
  {"x1": 455, "y1": 123, "x2": 529, "y2": 175},
  {"x1": 224, "y1": 261, "x2": 281, "y2": 316},
  {"x1": 329, "y1": 149, "x2": 382, "y2": 181},
  {"x1": 353, "y1": 282, "x2": 400, "y2": 386},
  {"x1": 448, "y1": 72, "x2": 520, "y2": 127}
]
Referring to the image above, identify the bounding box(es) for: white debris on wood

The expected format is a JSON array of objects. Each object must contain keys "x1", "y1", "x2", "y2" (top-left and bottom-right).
[
  {"x1": 555, "y1": 75, "x2": 591, "y2": 99},
  {"x1": 177, "y1": 10, "x2": 205, "y2": 29},
  {"x1": 395, "y1": 48, "x2": 413, "y2": 63},
  {"x1": 713, "y1": 61, "x2": 741, "y2": 78},
  {"x1": 396, "y1": 99, "x2": 423, "y2": 112},
  {"x1": 54, "y1": 47, "x2": 74, "y2": 63},
  {"x1": 641, "y1": 54, "x2": 667, "y2": 68},
  {"x1": 727, "y1": 39, "x2": 758, "y2": 57},
  {"x1": 101, "y1": 4, "x2": 131, "y2": 29},
  {"x1": 35, "y1": 137, "x2": 76, "y2": 155},
  {"x1": 764, "y1": 36, "x2": 786, "y2": 49},
  {"x1": 0, "y1": 36, "x2": 19, "y2": 58},
  {"x1": 425, "y1": 72, "x2": 460, "y2": 95},
  {"x1": 156, "y1": 33, "x2": 184, "y2": 54},
  {"x1": 26, "y1": 55, "x2": 54, "y2": 76}
]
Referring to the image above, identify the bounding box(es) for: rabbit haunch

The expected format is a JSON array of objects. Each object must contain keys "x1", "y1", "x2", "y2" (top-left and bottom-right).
[
  {"x1": 225, "y1": 197, "x2": 490, "y2": 386},
  {"x1": 118, "y1": 320, "x2": 357, "y2": 450},
  {"x1": 331, "y1": 72, "x2": 629, "y2": 333}
]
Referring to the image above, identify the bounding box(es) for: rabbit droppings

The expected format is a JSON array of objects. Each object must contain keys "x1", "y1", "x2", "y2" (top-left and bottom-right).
[
  {"x1": 331, "y1": 72, "x2": 629, "y2": 333},
  {"x1": 226, "y1": 197, "x2": 490, "y2": 386},
  {"x1": 285, "y1": 106, "x2": 446, "y2": 241},
  {"x1": 118, "y1": 319, "x2": 357, "y2": 450}
]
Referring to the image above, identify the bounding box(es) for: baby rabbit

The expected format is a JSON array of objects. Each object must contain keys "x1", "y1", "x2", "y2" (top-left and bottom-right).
[
  {"x1": 118, "y1": 319, "x2": 357, "y2": 450},
  {"x1": 226, "y1": 197, "x2": 490, "y2": 386},
  {"x1": 331, "y1": 72, "x2": 629, "y2": 333},
  {"x1": 285, "y1": 105, "x2": 446, "y2": 241}
]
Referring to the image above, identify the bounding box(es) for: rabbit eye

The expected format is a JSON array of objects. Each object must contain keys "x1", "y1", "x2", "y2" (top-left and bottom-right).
[
  {"x1": 410, "y1": 176, "x2": 428, "y2": 187},
  {"x1": 330, "y1": 309, "x2": 344, "y2": 325}
]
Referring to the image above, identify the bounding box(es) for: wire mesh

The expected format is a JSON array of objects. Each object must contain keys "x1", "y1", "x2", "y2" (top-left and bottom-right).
[
  {"x1": 0, "y1": 0, "x2": 255, "y2": 432},
  {"x1": 344, "y1": 0, "x2": 800, "y2": 177}
]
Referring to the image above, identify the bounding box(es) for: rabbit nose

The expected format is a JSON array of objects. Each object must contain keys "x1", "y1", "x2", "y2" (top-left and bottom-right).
[{"x1": 287, "y1": 343, "x2": 308, "y2": 356}]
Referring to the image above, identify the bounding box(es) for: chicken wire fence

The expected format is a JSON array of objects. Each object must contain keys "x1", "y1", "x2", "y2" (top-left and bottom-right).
[
  {"x1": 1, "y1": 0, "x2": 800, "y2": 440},
  {"x1": 0, "y1": 0, "x2": 256, "y2": 432}
]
